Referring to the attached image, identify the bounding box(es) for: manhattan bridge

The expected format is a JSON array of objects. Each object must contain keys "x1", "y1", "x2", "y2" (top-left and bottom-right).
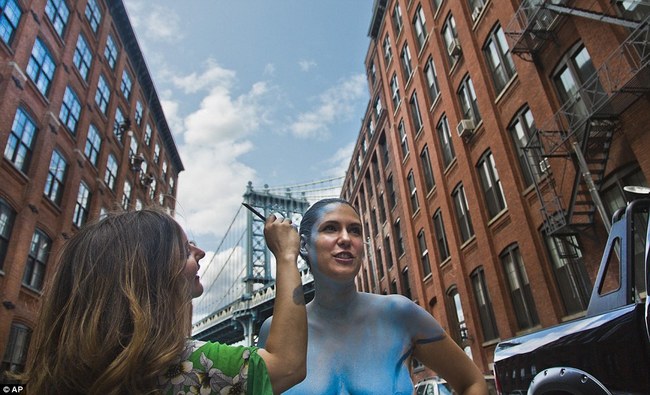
[{"x1": 190, "y1": 177, "x2": 344, "y2": 346}]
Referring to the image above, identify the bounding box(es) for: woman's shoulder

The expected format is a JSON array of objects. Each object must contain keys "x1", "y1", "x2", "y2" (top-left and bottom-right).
[{"x1": 359, "y1": 292, "x2": 420, "y2": 313}]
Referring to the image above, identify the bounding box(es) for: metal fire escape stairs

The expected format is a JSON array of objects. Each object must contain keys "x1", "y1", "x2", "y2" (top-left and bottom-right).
[{"x1": 505, "y1": 0, "x2": 650, "y2": 236}]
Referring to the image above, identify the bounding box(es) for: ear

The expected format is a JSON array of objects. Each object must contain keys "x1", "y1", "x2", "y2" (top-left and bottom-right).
[{"x1": 299, "y1": 234, "x2": 309, "y2": 260}]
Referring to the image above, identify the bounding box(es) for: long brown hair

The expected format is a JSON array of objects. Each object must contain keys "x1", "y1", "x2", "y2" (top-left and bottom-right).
[{"x1": 21, "y1": 208, "x2": 192, "y2": 394}]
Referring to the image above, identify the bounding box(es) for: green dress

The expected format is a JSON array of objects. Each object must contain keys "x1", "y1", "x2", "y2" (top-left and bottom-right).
[{"x1": 159, "y1": 340, "x2": 273, "y2": 395}]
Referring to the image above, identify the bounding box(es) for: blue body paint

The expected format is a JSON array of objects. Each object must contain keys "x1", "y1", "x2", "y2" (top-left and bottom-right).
[{"x1": 258, "y1": 202, "x2": 445, "y2": 394}]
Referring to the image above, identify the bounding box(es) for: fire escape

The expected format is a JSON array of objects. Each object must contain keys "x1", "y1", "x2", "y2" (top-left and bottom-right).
[{"x1": 505, "y1": 0, "x2": 650, "y2": 236}]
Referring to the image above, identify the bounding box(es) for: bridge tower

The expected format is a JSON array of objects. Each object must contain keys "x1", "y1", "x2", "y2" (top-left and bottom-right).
[{"x1": 235, "y1": 181, "x2": 309, "y2": 345}]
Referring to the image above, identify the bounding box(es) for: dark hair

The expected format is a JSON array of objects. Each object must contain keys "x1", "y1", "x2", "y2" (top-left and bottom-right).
[{"x1": 299, "y1": 198, "x2": 359, "y2": 261}]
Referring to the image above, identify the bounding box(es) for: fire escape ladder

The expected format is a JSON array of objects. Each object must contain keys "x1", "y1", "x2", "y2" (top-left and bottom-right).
[
  {"x1": 566, "y1": 119, "x2": 616, "y2": 231},
  {"x1": 544, "y1": 3, "x2": 642, "y2": 29}
]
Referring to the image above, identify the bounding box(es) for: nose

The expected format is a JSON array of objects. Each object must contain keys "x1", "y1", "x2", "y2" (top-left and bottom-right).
[
  {"x1": 337, "y1": 229, "x2": 351, "y2": 246},
  {"x1": 191, "y1": 244, "x2": 206, "y2": 261}
]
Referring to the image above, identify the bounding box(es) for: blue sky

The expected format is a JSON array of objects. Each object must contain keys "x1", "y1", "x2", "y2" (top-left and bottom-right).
[{"x1": 122, "y1": 1, "x2": 373, "y2": 249}]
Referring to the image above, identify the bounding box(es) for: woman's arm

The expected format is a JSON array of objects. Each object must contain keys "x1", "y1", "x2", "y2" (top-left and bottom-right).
[
  {"x1": 413, "y1": 336, "x2": 488, "y2": 395},
  {"x1": 256, "y1": 215, "x2": 307, "y2": 394}
]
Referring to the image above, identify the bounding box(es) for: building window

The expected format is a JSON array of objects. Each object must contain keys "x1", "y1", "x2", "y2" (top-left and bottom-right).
[
  {"x1": 509, "y1": 106, "x2": 538, "y2": 187},
  {"x1": 121, "y1": 69, "x2": 132, "y2": 99},
  {"x1": 401, "y1": 268, "x2": 411, "y2": 299},
  {"x1": 113, "y1": 107, "x2": 126, "y2": 143},
  {"x1": 469, "y1": 0, "x2": 486, "y2": 18},
  {"x1": 390, "y1": 73, "x2": 400, "y2": 109},
  {"x1": 73, "y1": 33, "x2": 92, "y2": 80},
  {"x1": 23, "y1": 229, "x2": 50, "y2": 290},
  {"x1": 44, "y1": 150, "x2": 67, "y2": 205},
  {"x1": 400, "y1": 43, "x2": 413, "y2": 81},
  {"x1": 477, "y1": 150, "x2": 507, "y2": 218},
  {"x1": 384, "y1": 235, "x2": 394, "y2": 269},
  {"x1": 446, "y1": 287, "x2": 470, "y2": 351},
  {"x1": 417, "y1": 230, "x2": 432, "y2": 277},
  {"x1": 168, "y1": 177, "x2": 175, "y2": 195},
  {"x1": 394, "y1": 219, "x2": 404, "y2": 257},
  {"x1": 27, "y1": 38, "x2": 56, "y2": 97},
  {"x1": 471, "y1": 266, "x2": 499, "y2": 341},
  {"x1": 73, "y1": 181, "x2": 91, "y2": 228},
  {"x1": 553, "y1": 44, "x2": 603, "y2": 120},
  {"x1": 374, "y1": 96, "x2": 383, "y2": 118},
  {"x1": 368, "y1": 61, "x2": 377, "y2": 86},
  {"x1": 59, "y1": 86, "x2": 81, "y2": 135},
  {"x1": 383, "y1": 33, "x2": 392, "y2": 65},
  {"x1": 104, "y1": 34, "x2": 118, "y2": 69},
  {"x1": 376, "y1": 248, "x2": 385, "y2": 278},
  {"x1": 420, "y1": 146, "x2": 435, "y2": 193},
  {"x1": 392, "y1": 2, "x2": 403, "y2": 35},
  {"x1": 0, "y1": 0, "x2": 22, "y2": 45},
  {"x1": 424, "y1": 57, "x2": 440, "y2": 104},
  {"x1": 129, "y1": 135, "x2": 138, "y2": 158},
  {"x1": 149, "y1": 179, "x2": 157, "y2": 200},
  {"x1": 433, "y1": 209, "x2": 450, "y2": 262},
  {"x1": 84, "y1": 0, "x2": 101, "y2": 32},
  {"x1": 162, "y1": 160, "x2": 168, "y2": 179},
  {"x1": 437, "y1": 115, "x2": 455, "y2": 167},
  {"x1": 442, "y1": 15, "x2": 460, "y2": 65},
  {"x1": 378, "y1": 192, "x2": 387, "y2": 224},
  {"x1": 407, "y1": 170, "x2": 419, "y2": 213},
  {"x1": 386, "y1": 175, "x2": 396, "y2": 209},
  {"x1": 84, "y1": 124, "x2": 101, "y2": 166},
  {"x1": 95, "y1": 74, "x2": 111, "y2": 114},
  {"x1": 0, "y1": 198, "x2": 16, "y2": 271},
  {"x1": 370, "y1": 207, "x2": 378, "y2": 234},
  {"x1": 452, "y1": 183, "x2": 474, "y2": 243},
  {"x1": 544, "y1": 234, "x2": 591, "y2": 315},
  {"x1": 135, "y1": 100, "x2": 143, "y2": 125},
  {"x1": 398, "y1": 119, "x2": 409, "y2": 159},
  {"x1": 135, "y1": 199, "x2": 143, "y2": 211},
  {"x1": 1, "y1": 323, "x2": 31, "y2": 376},
  {"x1": 122, "y1": 180, "x2": 132, "y2": 210},
  {"x1": 501, "y1": 244, "x2": 540, "y2": 330},
  {"x1": 4, "y1": 107, "x2": 37, "y2": 173},
  {"x1": 104, "y1": 153, "x2": 118, "y2": 191},
  {"x1": 45, "y1": 0, "x2": 69, "y2": 38},
  {"x1": 458, "y1": 75, "x2": 481, "y2": 124},
  {"x1": 432, "y1": 0, "x2": 443, "y2": 11},
  {"x1": 484, "y1": 25, "x2": 516, "y2": 93},
  {"x1": 409, "y1": 92, "x2": 423, "y2": 132},
  {"x1": 144, "y1": 124, "x2": 153, "y2": 146},
  {"x1": 379, "y1": 133, "x2": 389, "y2": 166},
  {"x1": 412, "y1": 5, "x2": 427, "y2": 51}
]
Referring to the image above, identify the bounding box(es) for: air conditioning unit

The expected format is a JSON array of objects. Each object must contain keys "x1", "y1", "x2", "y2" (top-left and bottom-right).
[
  {"x1": 448, "y1": 39, "x2": 462, "y2": 57},
  {"x1": 539, "y1": 158, "x2": 550, "y2": 173},
  {"x1": 471, "y1": 5, "x2": 483, "y2": 21},
  {"x1": 456, "y1": 119, "x2": 475, "y2": 139}
]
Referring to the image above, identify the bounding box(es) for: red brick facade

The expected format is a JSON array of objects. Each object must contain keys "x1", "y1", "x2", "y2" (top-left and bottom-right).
[
  {"x1": 342, "y1": 0, "x2": 650, "y2": 382},
  {"x1": 0, "y1": 0, "x2": 182, "y2": 375}
]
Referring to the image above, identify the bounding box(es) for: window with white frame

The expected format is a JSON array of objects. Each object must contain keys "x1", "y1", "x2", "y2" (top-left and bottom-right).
[
  {"x1": 104, "y1": 153, "x2": 118, "y2": 191},
  {"x1": 59, "y1": 86, "x2": 81, "y2": 135},
  {"x1": 383, "y1": 33, "x2": 393, "y2": 65},
  {"x1": 501, "y1": 244, "x2": 540, "y2": 330},
  {"x1": 386, "y1": 175, "x2": 396, "y2": 209},
  {"x1": 73, "y1": 181, "x2": 91, "y2": 228},
  {"x1": 0, "y1": 0, "x2": 22, "y2": 45},
  {"x1": 0, "y1": 198, "x2": 16, "y2": 271},
  {"x1": 420, "y1": 146, "x2": 435, "y2": 193},
  {"x1": 374, "y1": 96, "x2": 383, "y2": 118},
  {"x1": 45, "y1": 0, "x2": 69, "y2": 38},
  {"x1": 44, "y1": 150, "x2": 67, "y2": 205},
  {"x1": 477, "y1": 150, "x2": 507, "y2": 218},
  {"x1": 437, "y1": 115, "x2": 455, "y2": 167},
  {"x1": 400, "y1": 43, "x2": 413, "y2": 81},
  {"x1": 398, "y1": 119, "x2": 409, "y2": 158},
  {"x1": 22, "y1": 229, "x2": 50, "y2": 290},
  {"x1": 471, "y1": 266, "x2": 500, "y2": 341},
  {"x1": 458, "y1": 75, "x2": 481, "y2": 124},
  {"x1": 392, "y1": 2, "x2": 403, "y2": 35},
  {"x1": 409, "y1": 92, "x2": 423, "y2": 132},
  {"x1": 509, "y1": 106, "x2": 538, "y2": 187},
  {"x1": 390, "y1": 73, "x2": 400, "y2": 109},
  {"x1": 407, "y1": 170, "x2": 419, "y2": 213},
  {"x1": 452, "y1": 183, "x2": 474, "y2": 243},
  {"x1": 442, "y1": 15, "x2": 460, "y2": 65},
  {"x1": 424, "y1": 57, "x2": 440, "y2": 103},
  {"x1": 484, "y1": 25, "x2": 516, "y2": 93},
  {"x1": 84, "y1": 124, "x2": 101, "y2": 167},
  {"x1": 433, "y1": 209, "x2": 450, "y2": 261},
  {"x1": 412, "y1": 5, "x2": 427, "y2": 51},
  {"x1": 73, "y1": 33, "x2": 92, "y2": 80},
  {"x1": 417, "y1": 229, "x2": 432, "y2": 276},
  {"x1": 95, "y1": 74, "x2": 111, "y2": 114},
  {"x1": 27, "y1": 38, "x2": 56, "y2": 97},
  {"x1": 4, "y1": 107, "x2": 37, "y2": 173},
  {"x1": 122, "y1": 180, "x2": 131, "y2": 210}
]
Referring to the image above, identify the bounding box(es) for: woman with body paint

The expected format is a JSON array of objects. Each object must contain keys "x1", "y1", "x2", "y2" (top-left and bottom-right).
[{"x1": 258, "y1": 198, "x2": 487, "y2": 395}]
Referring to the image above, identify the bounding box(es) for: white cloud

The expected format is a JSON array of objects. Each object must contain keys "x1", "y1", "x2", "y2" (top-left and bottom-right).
[
  {"x1": 263, "y1": 63, "x2": 276, "y2": 76},
  {"x1": 324, "y1": 141, "x2": 355, "y2": 179},
  {"x1": 298, "y1": 59, "x2": 317, "y2": 72},
  {"x1": 124, "y1": 1, "x2": 183, "y2": 42},
  {"x1": 172, "y1": 59, "x2": 236, "y2": 94},
  {"x1": 288, "y1": 73, "x2": 366, "y2": 139}
]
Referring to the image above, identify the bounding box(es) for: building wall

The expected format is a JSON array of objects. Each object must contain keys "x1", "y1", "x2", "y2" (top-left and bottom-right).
[
  {"x1": 342, "y1": 0, "x2": 650, "y2": 383},
  {"x1": 0, "y1": 0, "x2": 182, "y2": 375}
]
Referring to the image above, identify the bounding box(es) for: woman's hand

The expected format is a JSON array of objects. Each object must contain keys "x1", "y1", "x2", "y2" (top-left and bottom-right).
[{"x1": 263, "y1": 214, "x2": 299, "y2": 263}]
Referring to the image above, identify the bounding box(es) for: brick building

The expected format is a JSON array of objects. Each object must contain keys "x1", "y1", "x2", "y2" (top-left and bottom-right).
[
  {"x1": 342, "y1": 0, "x2": 650, "y2": 382},
  {"x1": 0, "y1": 0, "x2": 182, "y2": 376}
]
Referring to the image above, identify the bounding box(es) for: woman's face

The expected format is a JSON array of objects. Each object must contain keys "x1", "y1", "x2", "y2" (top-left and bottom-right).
[
  {"x1": 182, "y1": 234, "x2": 206, "y2": 298},
  {"x1": 307, "y1": 203, "x2": 364, "y2": 282}
]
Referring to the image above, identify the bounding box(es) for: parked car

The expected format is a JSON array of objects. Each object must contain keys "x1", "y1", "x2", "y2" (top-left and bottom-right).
[{"x1": 414, "y1": 375, "x2": 497, "y2": 394}]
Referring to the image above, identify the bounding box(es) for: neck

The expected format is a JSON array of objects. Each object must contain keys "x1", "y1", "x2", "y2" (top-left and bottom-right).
[{"x1": 311, "y1": 276, "x2": 359, "y2": 316}]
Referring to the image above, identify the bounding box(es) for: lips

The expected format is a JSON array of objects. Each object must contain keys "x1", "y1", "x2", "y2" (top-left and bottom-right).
[{"x1": 333, "y1": 251, "x2": 355, "y2": 263}]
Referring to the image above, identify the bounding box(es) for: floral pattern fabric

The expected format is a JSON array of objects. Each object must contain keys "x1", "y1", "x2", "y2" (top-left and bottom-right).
[{"x1": 160, "y1": 340, "x2": 273, "y2": 395}]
